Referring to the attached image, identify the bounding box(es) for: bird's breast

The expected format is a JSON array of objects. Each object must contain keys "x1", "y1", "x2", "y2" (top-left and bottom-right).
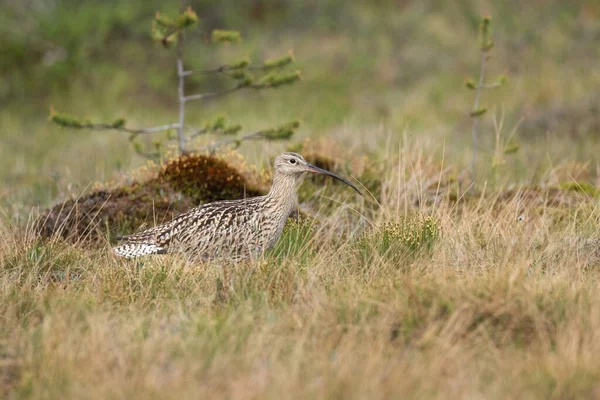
[{"x1": 260, "y1": 201, "x2": 296, "y2": 249}]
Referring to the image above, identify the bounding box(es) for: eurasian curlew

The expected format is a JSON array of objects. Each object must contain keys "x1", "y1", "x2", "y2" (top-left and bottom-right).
[{"x1": 113, "y1": 152, "x2": 361, "y2": 260}]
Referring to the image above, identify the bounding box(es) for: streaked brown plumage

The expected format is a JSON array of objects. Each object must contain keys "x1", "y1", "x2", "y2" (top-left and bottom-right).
[{"x1": 113, "y1": 152, "x2": 361, "y2": 260}]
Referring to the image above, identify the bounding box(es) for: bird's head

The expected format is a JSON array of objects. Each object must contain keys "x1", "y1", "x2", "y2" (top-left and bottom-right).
[{"x1": 273, "y1": 152, "x2": 362, "y2": 195}]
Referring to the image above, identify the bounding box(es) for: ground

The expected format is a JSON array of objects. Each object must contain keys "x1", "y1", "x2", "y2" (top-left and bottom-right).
[{"x1": 1, "y1": 1, "x2": 600, "y2": 399}]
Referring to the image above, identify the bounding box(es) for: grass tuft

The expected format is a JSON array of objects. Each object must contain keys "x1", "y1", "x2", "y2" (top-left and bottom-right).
[{"x1": 354, "y1": 215, "x2": 440, "y2": 267}]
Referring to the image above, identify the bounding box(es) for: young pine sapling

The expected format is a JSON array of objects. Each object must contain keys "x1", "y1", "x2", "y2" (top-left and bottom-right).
[
  {"x1": 50, "y1": 4, "x2": 301, "y2": 159},
  {"x1": 465, "y1": 15, "x2": 507, "y2": 182}
]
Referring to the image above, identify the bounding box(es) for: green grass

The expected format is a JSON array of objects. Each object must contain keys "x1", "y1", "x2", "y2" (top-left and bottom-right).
[{"x1": 2, "y1": 1, "x2": 600, "y2": 207}]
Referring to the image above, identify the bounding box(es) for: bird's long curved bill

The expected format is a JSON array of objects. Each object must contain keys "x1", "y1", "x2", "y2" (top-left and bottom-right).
[{"x1": 306, "y1": 164, "x2": 362, "y2": 195}]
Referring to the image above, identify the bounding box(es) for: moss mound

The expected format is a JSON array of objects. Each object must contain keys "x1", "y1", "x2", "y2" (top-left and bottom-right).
[
  {"x1": 36, "y1": 154, "x2": 263, "y2": 242},
  {"x1": 159, "y1": 154, "x2": 260, "y2": 203}
]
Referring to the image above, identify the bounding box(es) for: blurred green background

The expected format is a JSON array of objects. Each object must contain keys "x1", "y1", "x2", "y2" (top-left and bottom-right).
[{"x1": 1, "y1": 0, "x2": 599, "y2": 210}]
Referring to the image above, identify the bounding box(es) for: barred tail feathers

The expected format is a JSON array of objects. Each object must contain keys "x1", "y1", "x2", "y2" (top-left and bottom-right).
[
  {"x1": 113, "y1": 219, "x2": 175, "y2": 258},
  {"x1": 113, "y1": 243, "x2": 165, "y2": 258}
]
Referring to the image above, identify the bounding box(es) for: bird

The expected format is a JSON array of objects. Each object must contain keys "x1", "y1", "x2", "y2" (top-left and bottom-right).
[{"x1": 113, "y1": 152, "x2": 361, "y2": 260}]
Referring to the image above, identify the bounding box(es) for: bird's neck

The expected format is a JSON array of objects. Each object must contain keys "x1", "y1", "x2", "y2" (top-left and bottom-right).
[{"x1": 267, "y1": 171, "x2": 298, "y2": 208}]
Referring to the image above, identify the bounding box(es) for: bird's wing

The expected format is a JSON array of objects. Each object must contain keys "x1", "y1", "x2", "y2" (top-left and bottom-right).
[
  {"x1": 117, "y1": 220, "x2": 173, "y2": 246},
  {"x1": 118, "y1": 199, "x2": 250, "y2": 248},
  {"x1": 117, "y1": 205, "x2": 206, "y2": 247},
  {"x1": 168, "y1": 201, "x2": 248, "y2": 246}
]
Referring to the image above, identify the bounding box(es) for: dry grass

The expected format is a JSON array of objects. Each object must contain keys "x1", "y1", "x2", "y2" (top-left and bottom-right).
[
  {"x1": 2, "y1": 3, "x2": 599, "y2": 398},
  {"x1": 2, "y1": 140, "x2": 600, "y2": 399}
]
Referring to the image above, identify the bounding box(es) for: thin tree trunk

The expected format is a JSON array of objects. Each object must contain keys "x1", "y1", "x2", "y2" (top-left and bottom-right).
[
  {"x1": 471, "y1": 48, "x2": 487, "y2": 183},
  {"x1": 176, "y1": 0, "x2": 186, "y2": 154}
]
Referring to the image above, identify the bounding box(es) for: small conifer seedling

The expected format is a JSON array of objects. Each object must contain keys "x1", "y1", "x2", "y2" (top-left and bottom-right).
[
  {"x1": 465, "y1": 15, "x2": 507, "y2": 182},
  {"x1": 50, "y1": 2, "x2": 301, "y2": 159}
]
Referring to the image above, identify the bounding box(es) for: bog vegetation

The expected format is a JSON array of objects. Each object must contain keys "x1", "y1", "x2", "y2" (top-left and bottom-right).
[{"x1": 1, "y1": 1, "x2": 600, "y2": 399}]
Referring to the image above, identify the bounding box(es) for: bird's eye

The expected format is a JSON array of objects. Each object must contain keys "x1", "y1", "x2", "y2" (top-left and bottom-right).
[{"x1": 289, "y1": 159, "x2": 296, "y2": 164}]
